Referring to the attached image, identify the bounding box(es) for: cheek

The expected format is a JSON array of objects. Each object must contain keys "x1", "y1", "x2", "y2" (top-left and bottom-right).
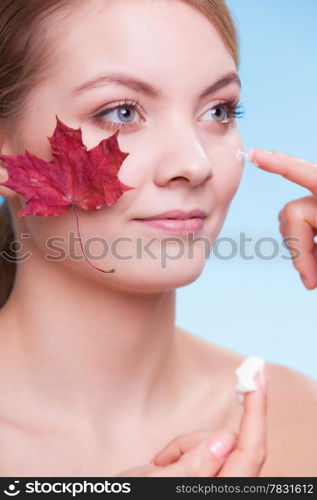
[
  {"x1": 211, "y1": 144, "x2": 244, "y2": 207},
  {"x1": 202, "y1": 144, "x2": 243, "y2": 246},
  {"x1": 20, "y1": 212, "x2": 75, "y2": 257}
]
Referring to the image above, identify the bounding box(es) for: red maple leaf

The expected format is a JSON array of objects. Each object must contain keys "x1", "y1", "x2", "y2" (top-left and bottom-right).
[{"x1": 0, "y1": 115, "x2": 135, "y2": 273}]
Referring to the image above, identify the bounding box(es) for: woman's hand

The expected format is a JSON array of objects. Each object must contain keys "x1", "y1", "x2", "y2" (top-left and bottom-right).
[
  {"x1": 115, "y1": 367, "x2": 267, "y2": 477},
  {"x1": 249, "y1": 149, "x2": 317, "y2": 290}
]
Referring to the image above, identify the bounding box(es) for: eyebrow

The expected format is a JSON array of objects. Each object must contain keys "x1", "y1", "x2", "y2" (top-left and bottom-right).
[{"x1": 71, "y1": 71, "x2": 241, "y2": 99}]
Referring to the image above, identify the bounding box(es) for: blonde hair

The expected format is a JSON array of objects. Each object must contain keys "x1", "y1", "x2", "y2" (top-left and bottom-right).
[{"x1": 0, "y1": 0, "x2": 239, "y2": 307}]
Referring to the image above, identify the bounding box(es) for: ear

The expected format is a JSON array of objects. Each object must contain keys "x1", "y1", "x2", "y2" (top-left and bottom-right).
[{"x1": 0, "y1": 128, "x2": 18, "y2": 200}]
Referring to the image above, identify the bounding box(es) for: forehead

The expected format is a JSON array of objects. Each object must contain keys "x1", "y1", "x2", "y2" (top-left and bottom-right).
[{"x1": 51, "y1": 0, "x2": 235, "y2": 95}]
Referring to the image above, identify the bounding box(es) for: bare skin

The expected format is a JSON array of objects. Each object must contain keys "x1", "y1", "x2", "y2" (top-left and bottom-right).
[
  {"x1": 0, "y1": 0, "x2": 316, "y2": 477},
  {"x1": 0, "y1": 321, "x2": 315, "y2": 476},
  {"x1": 0, "y1": 321, "x2": 242, "y2": 476}
]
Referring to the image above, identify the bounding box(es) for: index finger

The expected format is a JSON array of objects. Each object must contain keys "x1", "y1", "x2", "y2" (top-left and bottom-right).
[
  {"x1": 218, "y1": 364, "x2": 268, "y2": 477},
  {"x1": 151, "y1": 429, "x2": 212, "y2": 466},
  {"x1": 250, "y1": 149, "x2": 317, "y2": 196}
]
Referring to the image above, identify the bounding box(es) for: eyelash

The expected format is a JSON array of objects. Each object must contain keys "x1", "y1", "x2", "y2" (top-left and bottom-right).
[{"x1": 92, "y1": 95, "x2": 245, "y2": 132}]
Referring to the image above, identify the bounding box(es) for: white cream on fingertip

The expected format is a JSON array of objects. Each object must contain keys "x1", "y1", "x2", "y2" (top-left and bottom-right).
[
  {"x1": 236, "y1": 149, "x2": 248, "y2": 164},
  {"x1": 236, "y1": 148, "x2": 259, "y2": 166},
  {"x1": 235, "y1": 356, "x2": 265, "y2": 404}
]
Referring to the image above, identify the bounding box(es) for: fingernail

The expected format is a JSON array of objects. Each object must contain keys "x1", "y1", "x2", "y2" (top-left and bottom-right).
[
  {"x1": 207, "y1": 432, "x2": 234, "y2": 458},
  {"x1": 246, "y1": 148, "x2": 260, "y2": 166},
  {"x1": 258, "y1": 364, "x2": 268, "y2": 394},
  {"x1": 246, "y1": 148, "x2": 254, "y2": 163}
]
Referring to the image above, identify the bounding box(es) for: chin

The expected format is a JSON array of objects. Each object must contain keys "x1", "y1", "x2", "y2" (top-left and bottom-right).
[{"x1": 102, "y1": 255, "x2": 207, "y2": 294}]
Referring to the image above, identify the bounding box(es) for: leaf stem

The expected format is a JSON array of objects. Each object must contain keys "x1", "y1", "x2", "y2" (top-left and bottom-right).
[{"x1": 73, "y1": 204, "x2": 115, "y2": 274}]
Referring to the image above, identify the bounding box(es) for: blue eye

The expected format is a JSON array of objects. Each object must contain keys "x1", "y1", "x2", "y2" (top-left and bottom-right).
[
  {"x1": 102, "y1": 106, "x2": 138, "y2": 123},
  {"x1": 201, "y1": 98, "x2": 245, "y2": 124},
  {"x1": 92, "y1": 98, "x2": 142, "y2": 131},
  {"x1": 204, "y1": 105, "x2": 230, "y2": 123}
]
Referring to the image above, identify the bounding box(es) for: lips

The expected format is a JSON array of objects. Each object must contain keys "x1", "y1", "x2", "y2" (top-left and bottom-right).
[
  {"x1": 133, "y1": 209, "x2": 206, "y2": 234},
  {"x1": 134, "y1": 209, "x2": 207, "y2": 221}
]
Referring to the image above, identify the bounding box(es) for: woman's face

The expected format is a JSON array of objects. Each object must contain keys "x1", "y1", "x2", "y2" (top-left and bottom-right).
[{"x1": 3, "y1": 0, "x2": 244, "y2": 292}]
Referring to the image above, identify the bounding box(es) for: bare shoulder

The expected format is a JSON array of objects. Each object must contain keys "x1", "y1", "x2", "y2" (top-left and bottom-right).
[
  {"x1": 175, "y1": 327, "x2": 245, "y2": 430},
  {"x1": 261, "y1": 362, "x2": 317, "y2": 477},
  {"x1": 176, "y1": 326, "x2": 244, "y2": 367}
]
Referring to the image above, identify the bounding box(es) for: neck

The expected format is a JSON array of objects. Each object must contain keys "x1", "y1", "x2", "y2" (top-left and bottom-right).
[{"x1": 1, "y1": 254, "x2": 183, "y2": 432}]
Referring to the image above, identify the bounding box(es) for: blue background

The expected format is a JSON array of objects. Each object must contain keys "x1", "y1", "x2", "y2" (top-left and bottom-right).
[
  {"x1": 176, "y1": 0, "x2": 317, "y2": 380},
  {"x1": 1, "y1": 1, "x2": 316, "y2": 379}
]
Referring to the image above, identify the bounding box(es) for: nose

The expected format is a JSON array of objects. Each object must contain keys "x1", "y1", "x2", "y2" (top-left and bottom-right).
[{"x1": 153, "y1": 121, "x2": 214, "y2": 188}]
